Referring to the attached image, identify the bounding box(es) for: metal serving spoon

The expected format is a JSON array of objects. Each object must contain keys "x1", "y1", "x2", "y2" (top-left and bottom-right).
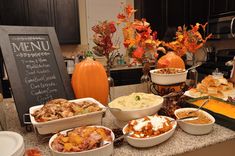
[
  {"x1": 171, "y1": 115, "x2": 199, "y2": 123},
  {"x1": 187, "y1": 96, "x2": 210, "y2": 115},
  {"x1": 101, "y1": 132, "x2": 133, "y2": 146},
  {"x1": 186, "y1": 62, "x2": 202, "y2": 71}
]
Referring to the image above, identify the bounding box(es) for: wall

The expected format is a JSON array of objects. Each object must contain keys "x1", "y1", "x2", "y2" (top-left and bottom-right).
[{"x1": 61, "y1": 0, "x2": 134, "y2": 66}]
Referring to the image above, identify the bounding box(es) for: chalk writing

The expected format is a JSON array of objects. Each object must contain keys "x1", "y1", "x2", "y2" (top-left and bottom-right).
[{"x1": 9, "y1": 35, "x2": 66, "y2": 105}]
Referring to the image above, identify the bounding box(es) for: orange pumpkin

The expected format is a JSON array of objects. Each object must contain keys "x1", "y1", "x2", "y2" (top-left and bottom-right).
[
  {"x1": 71, "y1": 57, "x2": 109, "y2": 105},
  {"x1": 157, "y1": 52, "x2": 185, "y2": 69}
]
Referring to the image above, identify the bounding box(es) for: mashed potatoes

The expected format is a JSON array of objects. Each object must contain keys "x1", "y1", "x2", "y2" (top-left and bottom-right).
[{"x1": 108, "y1": 93, "x2": 163, "y2": 110}]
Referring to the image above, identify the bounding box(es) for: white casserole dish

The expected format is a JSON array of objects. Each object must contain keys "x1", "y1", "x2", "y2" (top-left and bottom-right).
[
  {"x1": 174, "y1": 108, "x2": 215, "y2": 135},
  {"x1": 49, "y1": 126, "x2": 114, "y2": 156},
  {"x1": 108, "y1": 95, "x2": 164, "y2": 122},
  {"x1": 122, "y1": 116, "x2": 177, "y2": 148},
  {"x1": 150, "y1": 68, "x2": 187, "y2": 85},
  {"x1": 29, "y1": 98, "x2": 106, "y2": 134}
]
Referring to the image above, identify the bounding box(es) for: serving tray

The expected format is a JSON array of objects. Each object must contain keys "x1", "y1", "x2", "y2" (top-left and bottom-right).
[{"x1": 182, "y1": 96, "x2": 235, "y2": 131}]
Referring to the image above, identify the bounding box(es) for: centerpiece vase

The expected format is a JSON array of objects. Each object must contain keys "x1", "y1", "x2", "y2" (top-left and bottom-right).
[{"x1": 188, "y1": 53, "x2": 198, "y2": 88}]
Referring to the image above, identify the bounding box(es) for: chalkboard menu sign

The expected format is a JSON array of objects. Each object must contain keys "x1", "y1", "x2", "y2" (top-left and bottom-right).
[{"x1": 0, "y1": 26, "x2": 74, "y2": 125}]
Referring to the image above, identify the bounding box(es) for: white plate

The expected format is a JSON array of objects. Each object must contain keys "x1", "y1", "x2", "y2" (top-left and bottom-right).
[
  {"x1": 0, "y1": 131, "x2": 24, "y2": 156},
  {"x1": 184, "y1": 89, "x2": 235, "y2": 100}
]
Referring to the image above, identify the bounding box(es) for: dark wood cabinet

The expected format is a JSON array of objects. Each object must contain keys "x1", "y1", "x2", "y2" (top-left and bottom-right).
[
  {"x1": 189, "y1": 0, "x2": 210, "y2": 25},
  {"x1": 166, "y1": 0, "x2": 189, "y2": 27},
  {"x1": 210, "y1": 0, "x2": 227, "y2": 16},
  {"x1": 111, "y1": 68, "x2": 143, "y2": 86},
  {"x1": 0, "y1": 0, "x2": 80, "y2": 44},
  {"x1": 135, "y1": 0, "x2": 209, "y2": 40},
  {"x1": 227, "y1": 0, "x2": 235, "y2": 12},
  {"x1": 25, "y1": 0, "x2": 54, "y2": 26},
  {"x1": 53, "y1": 0, "x2": 80, "y2": 44},
  {"x1": 210, "y1": 0, "x2": 235, "y2": 17},
  {"x1": 141, "y1": 0, "x2": 166, "y2": 39},
  {"x1": 0, "y1": 0, "x2": 26, "y2": 25}
]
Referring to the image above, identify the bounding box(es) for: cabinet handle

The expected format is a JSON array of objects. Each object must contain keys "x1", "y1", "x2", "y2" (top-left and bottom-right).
[{"x1": 230, "y1": 17, "x2": 235, "y2": 38}]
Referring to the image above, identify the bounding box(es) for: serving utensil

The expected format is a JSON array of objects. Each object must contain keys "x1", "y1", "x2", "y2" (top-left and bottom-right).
[
  {"x1": 187, "y1": 96, "x2": 210, "y2": 115},
  {"x1": 186, "y1": 62, "x2": 202, "y2": 71},
  {"x1": 162, "y1": 91, "x2": 184, "y2": 98},
  {"x1": 171, "y1": 115, "x2": 199, "y2": 123},
  {"x1": 101, "y1": 132, "x2": 132, "y2": 146}
]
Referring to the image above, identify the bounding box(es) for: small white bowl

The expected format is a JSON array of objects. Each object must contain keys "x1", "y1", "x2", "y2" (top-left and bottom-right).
[
  {"x1": 49, "y1": 126, "x2": 114, "y2": 156},
  {"x1": 109, "y1": 96, "x2": 163, "y2": 122},
  {"x1": 174, "y1": 108, "x2": 215, "y2": 135},
  {"x1": 150, "y1": 68, "x2": 187, "y2": 85},
  {"x1": 122, "y1": 116, "x2": 177, "y2": 148}
]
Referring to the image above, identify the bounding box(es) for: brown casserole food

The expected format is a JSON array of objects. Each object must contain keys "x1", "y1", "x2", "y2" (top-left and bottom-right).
[
  {"x1": 51, "y1": 126, "x2": 112, "y2": 152},
  {"x1": 32, "y1": 98, "x2": 102, "y2": 122},
  {"x1": 124, "y1": 115, "x2": 173, "y2": 138},
  {"x1": 154, "y1": 68, "x2": 185, "y2": 74},
  {"x1": 176, "y1": 110, "x2": 212, "y2": 124}
]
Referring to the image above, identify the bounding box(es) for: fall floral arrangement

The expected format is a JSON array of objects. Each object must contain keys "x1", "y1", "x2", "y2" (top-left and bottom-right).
[
  {"x1": 92, "y1": 20, "x2": 118, "y2": 59},
  {"x1": 117, "y1": 4, "x2": 161, "y2": 64},
  {"x1": 163, "y1": 23, "x2": 212, "y2": 57}
]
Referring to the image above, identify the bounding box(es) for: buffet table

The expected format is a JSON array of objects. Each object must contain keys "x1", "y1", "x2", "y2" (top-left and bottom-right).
[{"x1": 1, "y1": 98, "x2": 235, "y2": 156}]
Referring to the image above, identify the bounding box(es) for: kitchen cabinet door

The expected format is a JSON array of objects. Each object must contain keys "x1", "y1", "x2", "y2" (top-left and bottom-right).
[
  {"x1": 210, "y1": 0, "x2": 228, "y2": 17},
  {"x1": 227, "y1": 0, "x2": 235, "y2": 12},
  {"x1": 0, "y1": 0, "x2": 26, "y2": 25},
  {"x1": 166, "y1": 0, "x2": 189, "y2": 27},
  {"x1": 53, "y1": 0, "x2": 80, "y2": 44},
  {"x1": 141, "y1": 0, "x2": 166, "y2": 39},
  {"x1": 189, "y1": 0, "x2": 209, "y2": 25},
  {"x1": 25, "y1": 0, "x2": 54, "y2": 26}
]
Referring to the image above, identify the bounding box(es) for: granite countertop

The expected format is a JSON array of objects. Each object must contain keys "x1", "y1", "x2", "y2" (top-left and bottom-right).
[{"x1": 1, "y1": 98, "x2": 235, "y2": 156}]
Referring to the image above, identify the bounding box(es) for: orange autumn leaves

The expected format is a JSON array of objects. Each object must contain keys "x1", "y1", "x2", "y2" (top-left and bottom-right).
[
  {"x1": 117, "y1": 4, "x2": 161, "y2": 62},
  {"x1": 92, "y1": 21, "x2": 118, "y2": 56},
  {"x1": 164, "y1": 23, "x2": 212, "y2": 57},
  {"x1": 117, "y1": 4, "x2": 212, "y2": 61}
]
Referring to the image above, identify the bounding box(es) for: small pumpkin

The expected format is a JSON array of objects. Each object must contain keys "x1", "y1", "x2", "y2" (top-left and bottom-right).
[
  {"x1": 71, "y1": 57, "x2": 109, "y2": 105},
  {"x1": 157, "y1": 52, "x2": 185, "y2": 69}
]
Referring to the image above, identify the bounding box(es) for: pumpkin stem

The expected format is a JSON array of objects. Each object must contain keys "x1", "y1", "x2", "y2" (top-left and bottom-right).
[{"x1": 84, "y1": 51, "x2": 94, "y2": 59}]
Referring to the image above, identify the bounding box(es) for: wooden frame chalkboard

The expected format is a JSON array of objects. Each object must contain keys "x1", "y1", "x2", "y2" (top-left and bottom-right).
[{"x1": 0, "y1": 26, "x2": 74, "y2": 125}]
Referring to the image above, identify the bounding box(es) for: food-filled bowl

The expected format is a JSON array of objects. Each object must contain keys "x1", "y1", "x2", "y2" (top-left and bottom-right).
[
  {"x1": 150, "y1": 68, "x2": 187, "y2": 85},
  {"x1": 174, "y1": 108, "x2": 215, "y2": 135},
  {"x1": 49, "y1": 125, "x2": 114, "y2": 156},
  {"x1": 28, "y1": 98, "x2": 106, "y2": 134},
  {"x1": 108, "y1": 93, "x2": 164, "y2": 122},
  {"x1": 122, "y1": 115, "x2": 177, "y2": 148}
]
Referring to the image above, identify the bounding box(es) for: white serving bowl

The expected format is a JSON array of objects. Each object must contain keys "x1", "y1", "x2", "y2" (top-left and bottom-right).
[
  {"x1": 49, "y1": 126, "x2": 115, "y2": 156},
  {"x1": 174, "y1": 108, "x2": 215, "y2": 135},
  {"x1": 28, "y1": 98, "x2": 106, "y2": 134},
  {"x1": 150, "y1": 68, "x2": 187, "y2": 85},
  {"x1": 108, "y1": 95, "x2": 164, "y2": 122},
  {"x1": 122, "y1": 116, "x2": 177, "y2": 148}
]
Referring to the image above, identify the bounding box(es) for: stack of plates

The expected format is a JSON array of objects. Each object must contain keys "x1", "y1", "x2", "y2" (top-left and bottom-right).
[{"x1": 0, "y1": 131, "x2": 24, "y2": 156}]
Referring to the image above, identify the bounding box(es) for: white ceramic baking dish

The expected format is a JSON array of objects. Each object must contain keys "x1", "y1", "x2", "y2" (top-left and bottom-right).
[
  {"x1": 122, "y1": 116, "x2": 177, "y2": 148},
  {"x1": 49, "y1": 125, "x2": 115, "y2": 156},
  {"x1": 28, "y1": 98, "x2": 106, "y2": 135},
  {"x1": 150, "y1": 68, "x2": 187, "y2": 85}
]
